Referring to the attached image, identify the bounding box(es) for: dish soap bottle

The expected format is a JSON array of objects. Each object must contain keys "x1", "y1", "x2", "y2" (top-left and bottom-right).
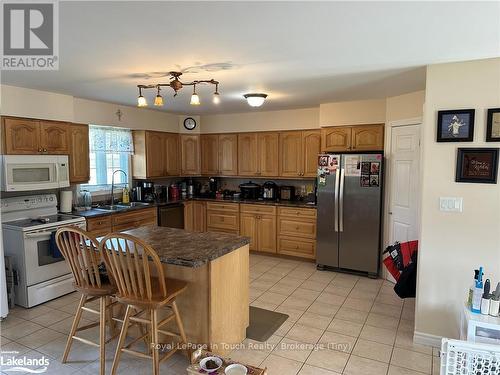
[
  {"x1": 471, "y1": 267, "x2": 484, "y2": 313},
  {"x1": 122, "y1": 186, "x2": 130, "y2": 204}
]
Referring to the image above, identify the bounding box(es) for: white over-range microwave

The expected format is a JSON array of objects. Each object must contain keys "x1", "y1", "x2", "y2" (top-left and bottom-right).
[{"x1": 0, "y1": 155, "x2": 70, "y2": 191}]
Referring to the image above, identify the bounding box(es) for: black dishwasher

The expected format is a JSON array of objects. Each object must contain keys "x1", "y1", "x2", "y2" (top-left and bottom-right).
[{"x1": 158, "y1": 204, "x2": 184, "y2": 229}]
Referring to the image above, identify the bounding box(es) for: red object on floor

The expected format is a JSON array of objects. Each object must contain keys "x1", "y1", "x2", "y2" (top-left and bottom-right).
[
  {"x1": 400, "y1": 240, "x2": 418, "y2": 267},
  {"x1": 383, "y1": 256, "x2": 401, "y2": 281}
]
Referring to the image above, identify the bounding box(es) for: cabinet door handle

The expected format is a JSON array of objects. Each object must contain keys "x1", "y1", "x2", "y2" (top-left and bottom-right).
[{"x1": 38, "y1": 148, "x2": 42, "y2": 152}]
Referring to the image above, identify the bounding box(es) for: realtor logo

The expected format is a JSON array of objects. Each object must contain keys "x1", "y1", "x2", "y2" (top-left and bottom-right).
[{"x1": 1, "y1": 1, "x2": 59, "y2": 70}]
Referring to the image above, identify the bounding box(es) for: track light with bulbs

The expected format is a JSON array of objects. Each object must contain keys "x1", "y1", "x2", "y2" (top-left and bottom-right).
[
  {"x1": 244, "y1": 93, "x2": 268, "y2": 107},
  {"x1": 136, "y1": 71, "x2": 219, "y2": 107}
]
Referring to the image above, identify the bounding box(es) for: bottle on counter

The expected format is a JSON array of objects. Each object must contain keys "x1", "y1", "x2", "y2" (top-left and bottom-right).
[
  {"x1": 471, "y1": 267, "x2": 484, "y2": 313},
  {"x1": 122, "y1": 186, "x2": 130, "y2": 204}
]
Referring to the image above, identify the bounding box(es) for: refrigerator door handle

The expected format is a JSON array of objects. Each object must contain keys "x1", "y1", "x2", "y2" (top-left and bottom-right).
[
  {"x1": 334, "y1": 168, "x2": 340, "y2": 232},
  {"x1": 339, "y1": 167, "x2": 345, "y2": 232}
]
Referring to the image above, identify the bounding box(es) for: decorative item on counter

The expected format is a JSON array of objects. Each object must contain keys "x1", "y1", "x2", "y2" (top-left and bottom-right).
[
  {"x1": 82, "y1": 190, "x2": 92, "y2": 210},
  {"x1": 481, "y1": 278, "x2": 491, "y2": 315},
  {"x1": 200, "y1": 356, "x2": 223, "y2": 372},
  {"x1": 471, "y1": 267, "x2": 484, "y2": 313}
]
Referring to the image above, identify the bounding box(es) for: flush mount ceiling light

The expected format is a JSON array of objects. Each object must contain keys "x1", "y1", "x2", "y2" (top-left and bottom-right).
[
  {"x1": 244, "y1": 93, "x2": 268, "y2": 107},
  {"x1": 137, "y1": 71, "x2": 220, "y2": 107}
]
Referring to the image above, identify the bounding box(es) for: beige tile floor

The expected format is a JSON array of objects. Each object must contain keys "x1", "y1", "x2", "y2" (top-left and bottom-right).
[{"x1": 0, "y1": 253, "x2": 440, "y2": 374}]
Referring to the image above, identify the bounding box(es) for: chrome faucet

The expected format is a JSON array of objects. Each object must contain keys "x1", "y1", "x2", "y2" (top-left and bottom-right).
[{"x1": 110, "y1": 169, "x2": 127, "y2": 206}]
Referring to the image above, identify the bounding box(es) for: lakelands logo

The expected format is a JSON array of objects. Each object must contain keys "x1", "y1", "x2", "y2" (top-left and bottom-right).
[
  {"x1": 1, "y1": 1, "x2": 59, "y2": 70},
  {"x1": 1, "y1": 352, "x2": 50, "y2": 373}
]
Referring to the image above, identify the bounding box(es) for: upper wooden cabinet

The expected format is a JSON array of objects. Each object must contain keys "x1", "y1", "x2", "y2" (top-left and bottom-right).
[
  {"x1": 321, "y1": 126, "x2": 352, "y2": 152},
  {"x1": 68, "y1": 123, "x2": 90, "y2": 184},
  {"x1": 218, "y1": 134, "x2": 238, "y2": 176},
  {"x1": 132, "y1": 130, "x2": 180, "y2": 179},
  {"x1": 201, "y1": 134, "x2": 219, "y2": 175},
  {"x1": 280, "y1": 130, "x2": 321, "y2": 177},
  {"x1": 237, "y1": 133, "x2": 259, "y2": 176},
  {"x1": 351, "y1": 124, "x2": 384, "y2": 151},
  {"x1": 238, "y1": 132, "x2": 279, "y2": 177},
  {"x1": 321, "y1": 124, "x2": 384, "y2": 152},
  {"x1": 3, "y1": 117, "x2": 69, "y2": 155},
  {"x1": 39, "y1": 121, "x2": 69, "y2": 154},
  {"x1": 181, "y1": 134, "x2": 201, "y2": 176}
]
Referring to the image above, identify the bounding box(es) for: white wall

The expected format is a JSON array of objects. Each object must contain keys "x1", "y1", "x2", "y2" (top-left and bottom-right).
[
  {"x1": 320, "y1": 98, "x2": 386, "y2": 126},
  {"x1": 416, "y1": 58, "x2": 500, "y2": 340},
  {"x1": 386, "y1": 91, "x2": 425, "y2": 123},
  {"x1": 201, "y1": 107, "x2": 319, "y2": 133}
]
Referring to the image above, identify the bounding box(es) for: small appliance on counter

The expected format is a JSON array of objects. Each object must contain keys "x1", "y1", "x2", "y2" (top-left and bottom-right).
[
  {"x1": 154, "y1": 185, "x2": 168, "y2": 202},
  {"x1": 262, "y1": 181, "x2": 278, "y2": 200},
  {"x1": 208, "y1": 177, "x2": 219, "y2": 198},
  {"x1": 239, "y1": 181, "x2": 261, "y2": 200},
  {"x1": 279, "y1": 185, "x2": 295, "y2": 201},
  {"x1": 138, "y1": 181, "x2": 155, "y2": 202},
  {"x1": 169, "y1": 184, "x2": 180, "y2": 200}
]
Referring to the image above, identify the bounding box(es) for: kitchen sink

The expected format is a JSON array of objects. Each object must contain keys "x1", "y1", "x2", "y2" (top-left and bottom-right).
[
  {"x1": 94, "y1": 205, "x2": 128, "y2": 212},
  {"x1": 117, "y1": 202, "x2": 152, "y2": 208}
]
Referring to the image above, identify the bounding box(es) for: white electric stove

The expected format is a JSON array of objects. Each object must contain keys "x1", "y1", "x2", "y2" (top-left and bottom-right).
[{"x1": 1, "y1": 194, "x2": 86, "y2": 308}]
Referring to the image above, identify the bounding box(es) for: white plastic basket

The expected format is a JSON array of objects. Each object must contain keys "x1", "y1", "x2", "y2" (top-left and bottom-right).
[{"x1": 441, "y1": 338, "x2": 500, "y2": 375}]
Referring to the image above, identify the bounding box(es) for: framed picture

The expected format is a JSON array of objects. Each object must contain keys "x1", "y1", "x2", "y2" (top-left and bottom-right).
[
  {"x1": 437, "y1": 109, "x2": 475, "y2": 142},
  {"x1": 486, "y1": 108, "x2": 500, "y2": 142},
  {"x1": 455, "y1": 148, "x2": 499, "y2": 184}
]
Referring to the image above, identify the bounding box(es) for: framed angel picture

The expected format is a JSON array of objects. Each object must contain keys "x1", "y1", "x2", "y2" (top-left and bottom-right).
[{"x1": 437, "y1": 109, "x2": 475, "y2": 142}]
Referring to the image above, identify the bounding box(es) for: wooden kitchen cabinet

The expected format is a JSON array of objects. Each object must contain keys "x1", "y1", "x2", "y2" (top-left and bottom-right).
[
  {"x1": 86, "y1": 215, "x2": 112, "y2": 237},
  {"x1": 277, "y1": 207, "x2": 317, "y2": 259},
  {"x1": 280, "y1": 130, "x2": 321, "y2": 177},
  {"x1": 351, "y1": 124, "x2": 384, "y2": 151},
  {"x1": 132, "y1": 130, "x2": 180, "y2": 179},
  {"x1": 257, "y1": 132, "x2": 279, "y2": 177},
  {"x1": 111, "y1": 207, "x2": 157, "y2": 232},
  {"x1": 218, "y1": 134, "x2": 238, "y2": 176},
  {"x1": 206, "y1": 202, "x2": 239, "y2": 234},
  {"x1": 68, "y1": 123, "x2": 90, "y2": 183},
  {"x1": 184, "y1": 201, "x2": 206, "y2": 232},
  {"x1": 2, "y1": 117, "x2": 69, "y2": 155},
  {"x1": 39, "y1": 121, "x2": 69, "y2": 154},
  {"x1": 240, "y1": 204, "x2": 276, "y2": 253},
  {"x1": 3, "y1": 118, "x2": 40, "y2": 154},
  {"x1": 321, "y1": 126, "x2": 352, "y2": 152},
  {"x1": 201, "y1": 134, "x2": 219, "y2": 175},
  {"x1": 321, "y1": 124, "x2": 384, "y2": 152},
  {"x1": 237, "y1": 133, "x2": 258, "y2": 176},
  {"x1": 181, "y1": 134, "x2": 201, "y2": 175}
]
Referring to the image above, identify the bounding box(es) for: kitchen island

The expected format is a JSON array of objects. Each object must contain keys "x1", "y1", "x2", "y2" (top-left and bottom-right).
[{"x1": 123, "y1": 226, "x2": 250, "y2": 355}]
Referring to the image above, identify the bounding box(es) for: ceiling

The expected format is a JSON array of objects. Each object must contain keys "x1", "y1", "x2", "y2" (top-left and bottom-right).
[{"x1": 3, "y1": 1, "x2": 499, "y2": 114}]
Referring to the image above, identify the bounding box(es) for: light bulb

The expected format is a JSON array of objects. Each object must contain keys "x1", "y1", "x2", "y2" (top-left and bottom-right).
[
  {"x1": 190, "y1": 92, "x2": 200, "y2": 106},
  {"x1": 213, "y1": 92, "x2": 220, "y2": 104},
  {"x1": 154, "y1": 94, "x2": 163, "y2": 106},
  {"x1": 137, "y1": 95, "x2": 147, "y2": 107},
  {"x1": 244, "y1": 93, "x2": 267, "y2": 107}
]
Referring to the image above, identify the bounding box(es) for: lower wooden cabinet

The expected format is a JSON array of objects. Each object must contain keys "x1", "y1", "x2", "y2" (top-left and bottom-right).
[
  {"x1": 184, "y1": 201, "x2": 206, "y2": 232},
  {"x1": 240, "y1": 204, "x2": 277, "y2": 254},
  {"x1": 277, "y1": 207, "x2": 317, "y2": 259},
  {"x1": 86, "y1": 207, "x2": 157, "y2": 237},
  {"x1": 206, "y1": 202, "x2": 239, "y2": 234}
]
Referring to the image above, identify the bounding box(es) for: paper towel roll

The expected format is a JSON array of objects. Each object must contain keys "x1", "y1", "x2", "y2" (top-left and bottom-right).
[{"x1": 60, "y1": 190, "x2": 73, "y2": 213}]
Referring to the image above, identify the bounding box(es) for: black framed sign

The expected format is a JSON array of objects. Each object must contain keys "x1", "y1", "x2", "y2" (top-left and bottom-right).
[
  {"x1": 486, "y1": 108, "x2": 500, "y2": 142},
  {"x1": 437, "y1": 109, "x2": 475, "y2": 142},
  {"x1": 455, "y1": 148, "x2": 499, "y2": 184}
]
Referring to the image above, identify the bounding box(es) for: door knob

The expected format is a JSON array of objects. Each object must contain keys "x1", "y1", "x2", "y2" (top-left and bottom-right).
[{"x1": 389, "y1": 211, "x2": 393, "y2": 215}]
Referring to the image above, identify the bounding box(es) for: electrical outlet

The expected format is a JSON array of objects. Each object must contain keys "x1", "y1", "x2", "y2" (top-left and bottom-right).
[{"x1": 439, "y1": 197, "x2": 463, "y2": 212}]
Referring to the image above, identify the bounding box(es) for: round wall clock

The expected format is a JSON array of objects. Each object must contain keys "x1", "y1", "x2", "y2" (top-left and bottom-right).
[{"x1": 183, "y1": 117, "x2": 197, "y2": 130}]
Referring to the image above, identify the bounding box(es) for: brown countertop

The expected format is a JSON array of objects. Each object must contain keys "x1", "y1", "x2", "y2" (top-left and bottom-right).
[{"x1": 123, "y1": 226, "x2": 250, "y2": 267}]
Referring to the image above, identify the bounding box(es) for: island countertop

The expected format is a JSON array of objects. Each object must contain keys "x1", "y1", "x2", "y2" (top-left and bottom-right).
[{"x1": 123, "y1": 226, "x2": 250, "y2": 268}]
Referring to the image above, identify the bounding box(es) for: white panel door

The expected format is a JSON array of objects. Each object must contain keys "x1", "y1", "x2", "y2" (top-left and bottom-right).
[{"x1": 389, "y1": 125, "x2": 420, "y2": 244}]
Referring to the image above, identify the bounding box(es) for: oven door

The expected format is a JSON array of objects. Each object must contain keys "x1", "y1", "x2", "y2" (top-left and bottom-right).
[
  {"x1": 23, "y1": 227, "x2": 75, "y2": 286},
  {"x1": 5, "y1": 162, "x2": 59, "y2": 191}
]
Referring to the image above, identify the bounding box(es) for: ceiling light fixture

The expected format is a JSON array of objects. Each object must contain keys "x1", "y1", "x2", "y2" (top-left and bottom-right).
[
  {"x1": 190, "y1": 84, "x2": 200, "y2": 106},
  {"x1": 137, "y1": 87, "x2": 147, "y2": 107},
  {"x1": 244, "y1": 93, "x2": 267, "y2": 107},
  {"x1": 136, "y1": 71, "x2": 219, "y2": 107},
  {"x1": 213, "y1": 83, "x2": 220, "y2": 104},
  {"x1": 154, "y1": 86, "x2": 163, "y2": 106}
]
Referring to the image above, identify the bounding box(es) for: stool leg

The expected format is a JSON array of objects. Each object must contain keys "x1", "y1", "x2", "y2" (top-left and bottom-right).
[
  {"x1": 99, "y1": 296, "x2": 106, "y2": 375},
  {"x1": 62, "y1": 294, "x2": 86, "y2": 363},
  {"x1": 106, "y1": 296, "x2": 116, "y2": 334},
  {"x1": 111, "y1": 305, "x2": 132, "y2": 375},
  {"x1": 151, "y1": 309, "x2": 159, "y2": 375},
  {"x1": 171, "y1": 300, "x2": 189, "y2": 356}
]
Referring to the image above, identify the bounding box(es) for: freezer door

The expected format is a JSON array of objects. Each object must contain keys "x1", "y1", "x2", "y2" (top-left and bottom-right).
[
  {"x1": 316, "y1": 160, "x2": 340, "y2": 267},
  {"x1": 339, "y1": 154, "x2": 382, "y2": 274}
]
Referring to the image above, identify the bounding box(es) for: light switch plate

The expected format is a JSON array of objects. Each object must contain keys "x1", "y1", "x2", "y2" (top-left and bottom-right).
[{"x1": 439, "y1": 197, "x2": 463, "y2": 212}]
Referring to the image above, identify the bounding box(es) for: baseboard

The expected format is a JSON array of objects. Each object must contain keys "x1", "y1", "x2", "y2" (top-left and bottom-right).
[{"x1": 414, "y1": 331, "x2": 442, "y2": 348}]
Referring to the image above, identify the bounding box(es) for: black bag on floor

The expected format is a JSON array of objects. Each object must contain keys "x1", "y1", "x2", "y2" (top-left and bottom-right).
[{"x1": 394, "y1": 252, "x2": 417, "y2": 298}]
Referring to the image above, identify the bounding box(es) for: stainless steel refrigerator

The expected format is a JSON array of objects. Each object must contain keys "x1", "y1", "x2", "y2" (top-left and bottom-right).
[{"x1": 316, "y1": 153, "x2": 383, "y2": 277}]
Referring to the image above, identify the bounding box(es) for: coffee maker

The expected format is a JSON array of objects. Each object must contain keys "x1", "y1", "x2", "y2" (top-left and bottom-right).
[
  {"x1": 208, "y1": 177, "x2": 219, "y2": 197},
  {"x1": 138, "y1": 181, "x2": 155, "y2": 202}
]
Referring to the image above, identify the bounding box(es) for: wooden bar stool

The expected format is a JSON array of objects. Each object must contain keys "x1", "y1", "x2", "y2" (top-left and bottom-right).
[
  {"x1": 99, "y1": 233, "x2": 189, "y2": 375},
  {"x1": 55, "y1": 227, "x2": 120, "y2": 375}
]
